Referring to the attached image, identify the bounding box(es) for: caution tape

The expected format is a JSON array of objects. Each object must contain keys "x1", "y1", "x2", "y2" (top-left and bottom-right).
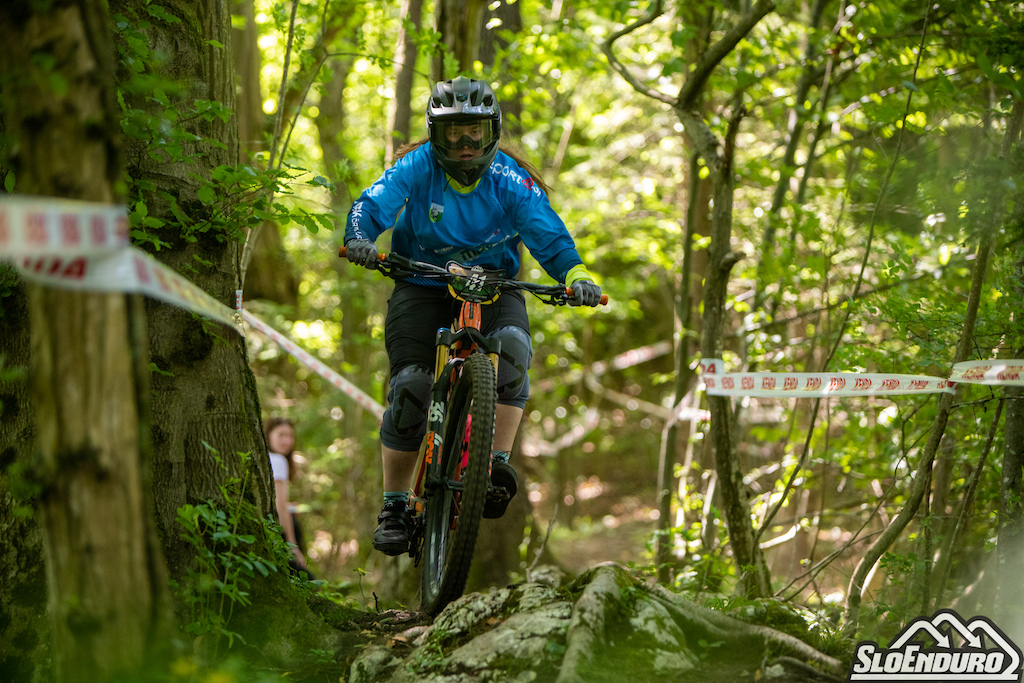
[
  {"x1": 949, "y1": 360, "x2": 1024, "y2": 386},
  {"x1": 17, "y1": 248, "x2": 243, "y2": 331},
  {"x1": 1, "y1": 195, "x2": 385, "y2": 420},
  {"x1": 8, "y1": 196, "x2": 1019, "y2": 422},
  {"x1": 699, "y1": 358, "x2": 1024, "y2": 398},
  {"x1": 0, "y1": 195, "x2": 128, "y2": 255},
  {"x1": 241, "y1": 310, "x2": 386, "y2": 422}
]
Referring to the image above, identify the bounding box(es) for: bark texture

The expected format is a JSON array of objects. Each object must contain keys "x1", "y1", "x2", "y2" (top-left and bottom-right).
[
  {"x1": 603, "y1": 0, "x2": 775, "y2": 597},
  {"x1": 0, "y1": 276, "x2": 50, "y2": 682},
  {"x1": 0, "y1": 0, "x2": 171, "y2": 679},
  {"x1": 385, "y1": 0, "x2": 424, "y2": 167},
  {"x1": 433, "y1": 0, "x2": 487, "y2": 79},
  {"x1": 111, "y1": 0, "x2": 274, "y2": 578}
]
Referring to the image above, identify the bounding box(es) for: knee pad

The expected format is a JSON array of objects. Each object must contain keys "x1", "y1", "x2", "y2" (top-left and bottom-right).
[
  {"x1": 490, "y1": 326, "x2": 533, "y2": 408},
  {"x1": 380, "y1": 365, "x2": 433, "y2": 451}
]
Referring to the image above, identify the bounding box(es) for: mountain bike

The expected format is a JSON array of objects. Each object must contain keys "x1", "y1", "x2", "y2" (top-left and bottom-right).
[{"x1": 340, "y1": 247, "x2": 607, "y2": 615}]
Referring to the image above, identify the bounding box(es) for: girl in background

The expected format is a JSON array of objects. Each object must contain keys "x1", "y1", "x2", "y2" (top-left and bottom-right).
[{"x1": 265, "y1": 417, "x2": 311, "y2": 574}]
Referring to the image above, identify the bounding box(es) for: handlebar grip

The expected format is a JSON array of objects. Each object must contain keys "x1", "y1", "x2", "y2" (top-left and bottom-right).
[
  {"x1": 565, "y1": 288, "x2": 610, "y2": 305},
  {"x1": 338, "y1": 245, "x2": 385, "y2": 261}
]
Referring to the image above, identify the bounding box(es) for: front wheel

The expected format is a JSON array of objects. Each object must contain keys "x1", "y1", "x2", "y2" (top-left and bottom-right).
[{"x1": 420, "y1": 352, "x2": 496, "y2": 616}]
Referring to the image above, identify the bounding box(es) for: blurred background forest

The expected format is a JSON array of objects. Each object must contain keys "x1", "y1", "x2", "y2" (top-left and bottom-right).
[
  {"x1": 3, "y1": 0, "x2": 1024, "y2": 671},
  {"x1": 232, "y1": 0, "x2": 1024, "y2": 645}
]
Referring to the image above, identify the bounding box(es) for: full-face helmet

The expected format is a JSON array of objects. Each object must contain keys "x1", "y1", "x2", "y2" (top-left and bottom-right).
[{"x1": 426, "y1": 76, "x2": 502, "y2": 186}]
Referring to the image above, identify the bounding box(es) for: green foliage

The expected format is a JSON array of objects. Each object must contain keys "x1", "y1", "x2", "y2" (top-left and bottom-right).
[
  {"x1": 227, "y1": 0, "x2": 1024, "y2": 644},
  {"x1": 112, "y1": 3, "x2": 335, "y2": 257},
  {"x1": 170, "y1": 447, "x2": 303, "y2": 649},
  {"x1": 863, "y1": 550, "x2": 932, "y2": 642}
]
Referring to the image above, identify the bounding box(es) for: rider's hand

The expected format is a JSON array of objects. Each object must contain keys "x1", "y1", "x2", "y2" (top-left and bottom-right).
[
  {"x1": 570, "y1": 280, "x2": 602, "y2": 307},
  {"x1": 345, "y1": 239, "x2": 379, "y2": 268}
]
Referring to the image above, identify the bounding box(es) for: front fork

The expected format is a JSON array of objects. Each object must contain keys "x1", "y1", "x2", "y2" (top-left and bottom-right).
[{"x1": 408, "y1": 328, "x2": 501, "y2": 556}]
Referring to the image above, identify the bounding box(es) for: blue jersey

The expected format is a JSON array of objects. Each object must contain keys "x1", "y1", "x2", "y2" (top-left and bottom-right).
[{"x1": 345, "y1": 143, "x2": 583, "y2": 283}]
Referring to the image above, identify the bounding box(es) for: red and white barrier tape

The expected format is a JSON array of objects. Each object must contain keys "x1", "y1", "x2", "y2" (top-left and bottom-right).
[
  {"x1": 7, "y1": 196, "x2": 1020, "y2": 421},
  {"x1": 15, "y1": 242, "x2": 242, "y2": 331},
  {"x1": 948, "y1": 360, "x2": 1024, "y2": 386},
  {"x1": 699, "y1": 358, "x2": 1024, "y2": 398},
  {"x1": 240, "y1": 309, "x2": 386, "y2": 422},
  {"x1": 0, "y1": 195, "x2": 128, "y2": 255},
  {"x1": 2, "y1": 195, "x2": 384, "y2": 419}
]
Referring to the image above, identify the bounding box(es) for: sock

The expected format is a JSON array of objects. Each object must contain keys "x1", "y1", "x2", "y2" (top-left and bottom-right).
[
  {"x1": 491, "y1": 450, "x2": 510, "y2": 464},
  {"x1": 384, "y1": 491, "x2": 409, "y2": 507}
]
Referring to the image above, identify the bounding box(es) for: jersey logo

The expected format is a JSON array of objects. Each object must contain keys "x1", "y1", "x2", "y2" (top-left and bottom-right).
[{"x1": 429, "y1": 202, "x2": 444, "y2": 222}]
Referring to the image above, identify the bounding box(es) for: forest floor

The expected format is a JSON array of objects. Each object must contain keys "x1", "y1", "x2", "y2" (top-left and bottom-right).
[{"x1": 552, "y1": 515, "x2": 656, "y2": 574}]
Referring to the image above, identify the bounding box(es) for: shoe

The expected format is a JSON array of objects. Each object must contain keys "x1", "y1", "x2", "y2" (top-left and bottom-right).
[
  {"x1": 373, "y1": 501, "x2": 410, "y2": 555},
  {"x1": 484, "y1": 460, "x2": 518, "y2": 518}
]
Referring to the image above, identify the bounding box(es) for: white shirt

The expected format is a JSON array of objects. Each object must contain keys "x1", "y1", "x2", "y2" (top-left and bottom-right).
[{"x1": 269, "y1": 452, "x2": 289, "y2": 482}]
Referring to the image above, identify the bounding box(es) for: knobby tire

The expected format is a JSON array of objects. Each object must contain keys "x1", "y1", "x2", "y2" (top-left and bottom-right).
[{"x1": 420, "y1": 352, "x2": 496, "y2": 616}]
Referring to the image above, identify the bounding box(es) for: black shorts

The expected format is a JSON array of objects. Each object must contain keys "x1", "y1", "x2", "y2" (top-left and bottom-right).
[{"x1": 384, "y1": 281, "x2": 530, "y2": 375}]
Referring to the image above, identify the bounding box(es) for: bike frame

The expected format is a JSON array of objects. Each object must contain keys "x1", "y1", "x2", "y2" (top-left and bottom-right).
[{"x1": 408, "y1": 297, "x2": 500, "y2": 533}]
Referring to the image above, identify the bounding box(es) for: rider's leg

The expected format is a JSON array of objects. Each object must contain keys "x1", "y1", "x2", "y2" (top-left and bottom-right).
[
  {"x1": 493, "y1": 404, "x2": 524, "y2": 452},
  {"x1": 486, "y1": 324, "x2": 531, "y2": 518},
  {"x1": 375, "y1": 363, "x2": 433, "y2": 555},
  {"x1": 381, "y1": 446, "x2": 419, "y2": 493}
]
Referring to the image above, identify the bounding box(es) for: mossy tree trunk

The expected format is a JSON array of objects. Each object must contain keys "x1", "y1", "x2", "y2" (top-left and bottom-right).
[
  {"x1": 110, "y1": 0, "x2": 275, "y2": 579},
  {"x1": 0, "y1": 1, "x2": 173, "y2": 679},
  {"x1": 103, "y1": 0, "x2": 349, "y2": 663},
  {"x1": 996, "y1": 199, "x2": 1024, "y2": 633},
  {"x1": 0, "y1": 273, "x2": 50, "y2": 682},
  {"x1": 433, "y1": 0, "x2": 487, "y2": 79},
  {"x1": 385, "y1": 0, "x2": 424, "y2": 167}
]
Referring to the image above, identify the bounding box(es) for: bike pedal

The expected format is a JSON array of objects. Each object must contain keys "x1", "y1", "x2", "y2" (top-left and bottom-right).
[{"x1": 483, "y1": 486, "x2": 512, "y2": 519}]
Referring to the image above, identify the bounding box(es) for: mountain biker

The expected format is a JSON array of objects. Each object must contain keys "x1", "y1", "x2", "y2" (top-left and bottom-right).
[{"x1": 343, "y1": 75, "x2": 602, "y2": 556}]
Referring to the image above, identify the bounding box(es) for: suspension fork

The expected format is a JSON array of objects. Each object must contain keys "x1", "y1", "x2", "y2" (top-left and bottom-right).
[
  {"x1": 411, "y1": 338, "x2": 453, "y2": 502},
  {"x1": 456, "y1": 300, "x2": 499, "y2": 376},
  {"x1": 411, "y1": 301, "x2": 503, "y2": 500}
]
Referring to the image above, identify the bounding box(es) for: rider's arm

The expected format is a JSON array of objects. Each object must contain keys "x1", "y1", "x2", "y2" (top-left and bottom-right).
[
  {"x1": 345, "y1": 145, "x2": 429, "y2": 244},
  {"x1": 505, "y1": 179, "x2": 586, "y2": 283}
]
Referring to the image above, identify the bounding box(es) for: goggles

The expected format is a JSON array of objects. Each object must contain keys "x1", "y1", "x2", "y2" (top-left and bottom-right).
[{"x1": 432, "y1": 119, "x2": 498, "y2": 153}]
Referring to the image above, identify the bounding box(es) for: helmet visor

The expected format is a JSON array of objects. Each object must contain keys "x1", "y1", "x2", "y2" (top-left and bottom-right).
[{"x1": 431, "y1": 119, "x2": 499, "y2": 155}]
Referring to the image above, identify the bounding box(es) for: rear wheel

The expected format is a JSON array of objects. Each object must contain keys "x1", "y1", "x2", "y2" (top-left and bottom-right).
[{"x1": 420, "y1": 352, "x2": 495, "y2": 616}]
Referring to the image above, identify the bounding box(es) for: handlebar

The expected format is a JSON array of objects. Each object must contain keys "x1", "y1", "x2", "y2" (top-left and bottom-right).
[{"x1": 339, "y1": 246, "x2": 609, "y2": 306}]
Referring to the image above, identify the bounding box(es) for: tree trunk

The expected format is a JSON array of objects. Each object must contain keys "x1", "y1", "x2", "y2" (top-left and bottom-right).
[
  {"x1": 675, "y1": 0, "x2": 776, "y2": 597},
  {"x1": 0, "y1": 1, "x2": 172, "y2": 679},
  {"x1": 232, "y1": 0, "x2": 299, "y2": 308},
  {"x1": 317, "y1": 50, "x2": 391, "y2": 566},
  {"x1": 232, "y1": 0, "x2": 265, "y2": 159},
  {"x1": 998, "y1": 387, "x2": 1024, "y2": 624},
  {"x1": 996, "y1": 215, "x2": 1024, "y2": 631},
  {"x1": 604, "y1": 0, "x2": 774, "y2": 596},
  {"x1": 433, "y1": 0, "x2": 487, "y2": 79},
  {"x1": 479, "y1": 0, "x2": 523, "y2": 133},
  {"x1": 686, "y1": 103, "x2": 771, "y2": 597},
  {"x1": 385, "y1": 0, "x2": 424, "y2": 167},
  {"x1": 655, "y1": 151, "x2": 702, "y2": 584},
  {"x1": 111, "y1": 0, "x2": 275, "y2": 578},
  {"x1": 0, "y1": 274, "x2": 51, "y2": 682}
]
